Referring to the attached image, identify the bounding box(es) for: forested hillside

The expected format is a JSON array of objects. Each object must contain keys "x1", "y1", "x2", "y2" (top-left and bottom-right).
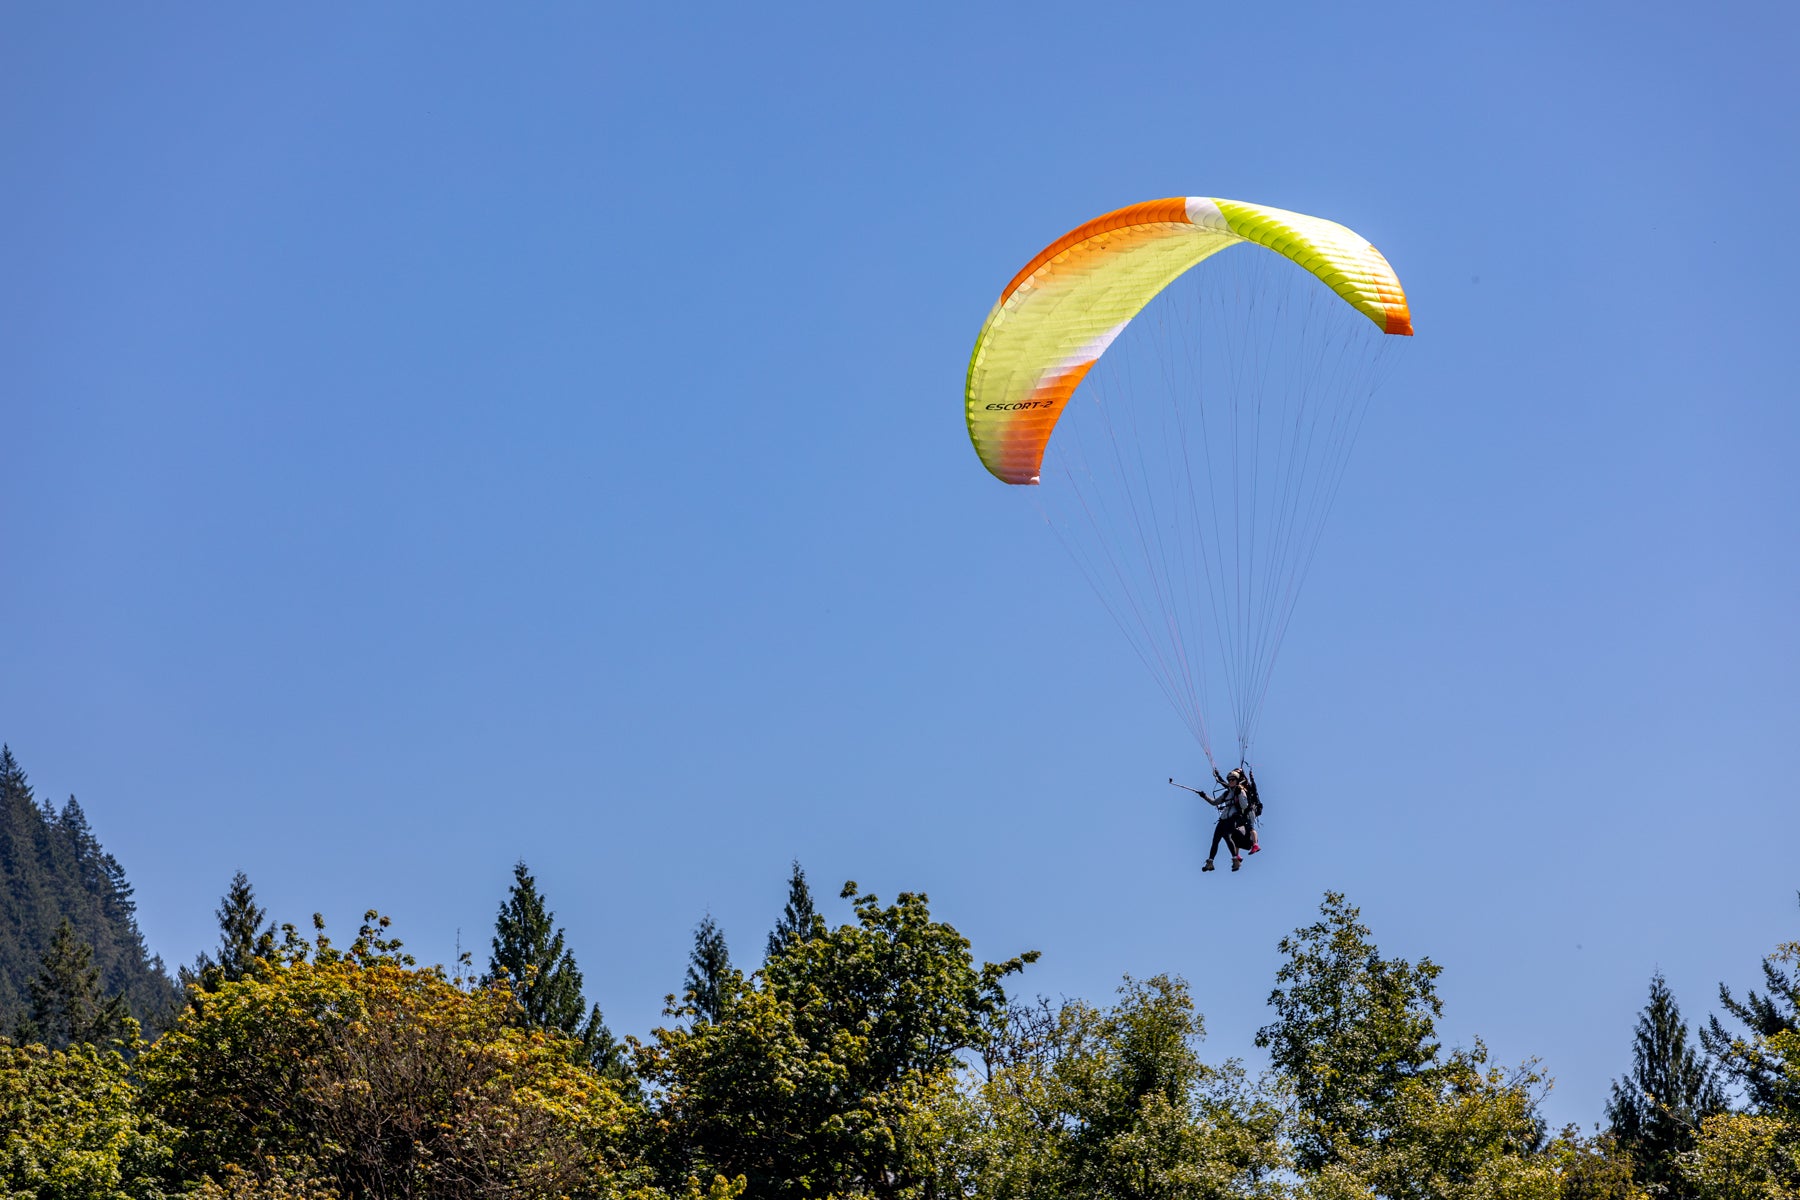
[{"x1": 0, "y1": 746, "x2": 179, "y2": 1037}]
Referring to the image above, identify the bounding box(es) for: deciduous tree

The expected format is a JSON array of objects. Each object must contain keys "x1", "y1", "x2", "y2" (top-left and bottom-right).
[
  {"x1": 0, "y1": 1037, "x2": 172, "y2": 1198},
  {"x1": 936, "y1": 975, "x2": 1286, "y2": 1200},
  {"x1": 1256, "y1": 891, "x2": 1444, "y2": 1171},
  {"x1": 143, "y1": 912, "x2": 638, "y2": 1199},
  {"x1": 644, "y1": 884, "x2": 1036, "y2": 1199}
]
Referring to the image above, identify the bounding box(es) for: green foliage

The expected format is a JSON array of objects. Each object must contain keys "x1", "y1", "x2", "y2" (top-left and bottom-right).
[
  {"x1": 1544, "y1": 1129, "x2": 1645, "y2": 1200},
  {"x1": 643, "y1": 884, "x2": 1036, "y2": 1199},
  {"x1": 490, "y1": 861, "x2": 589, "y2": 1028},
  {"x1": 186, "y1": 872, "x2": 278, "y2": 998},
  {"x1": 0, "y1": 1036, "x2": 173, "y2": 1199},
  {"x1": 0, "y1": 746, "x2": 178, "y2": 1036},
  {"x1": 1250, "y1": 892, "x2": 1576, "y2": 1197},
  {"x1": 1317, "y1": 1044, "x2": 1557, "y2": 1200},
  {"x1": 1676, "y1": 1101, "x2": 1800, "y2": 1199},
  {"x1": 1677, "y1": 1015, "x2": 1800, "y2": 1197},
  {"x1": 17, "y1": 918, "x2": 132, "y2": 1051},
  {"x1": 13, "y1": 788, "x2": 1800, "y2": 1200},
  {"x1": 488, "y1": 861, "x2": 629, "y2": 1084},
  {"x1": 1702, "y1": 916, "x2": 1800, "y2": 1117},
  {"x1": 182, "y1": 1163, "x2": 341, "y2": 1199},
  {"x1": 1606, "y1": 971, "x2": 1727, "y2": 1191},
  {"x1": 682, "y1": 914, "x2": 734, "y2": 1026},
  {"x1": 765, "y1": 859, "x2": 819, "y2": 962},
  {"x1": 934, "y1": 976, "x2": 1287, "y2": 1200},
  {"x1": 141, "y1": 914, "x2": 636, "y2": 1199},
  {"x1": 1256, "y1": 890, "x2": 1446, "y2": 1171},
  {"x1": 1050, "y1": 976, "x2": 1286, "y2": 1200}
]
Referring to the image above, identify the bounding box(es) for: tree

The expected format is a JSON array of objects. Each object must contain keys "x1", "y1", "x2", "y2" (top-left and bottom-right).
[
  {"x1": 1681, "y1": 936, "x2": 1800, "y2": 1199},
  {"x1": 643, "y1": 883, "x2": 1037, "y2": 1199},
  {"x1": 486, "y1": 860, "x2": 628, "y2": 1083},
  {"x1": 0, "y1": 1037, "x2": 173, "y2": 1198},
  {"x1": 1547, "y1": 1129, "x2": 1646, "y2": 1200},
  {"x1": 1678, "y1": 1106, "x2": 1800, "y2": 1199},
  {"x1": 1255, "y1": 891, "x2": 1445, "y2": 1171},
  {"x1": 1607, "y1": 971, "x2": 1728, "y2": 1192},
  {"x1": 187, "y1": 871, "x2": 278, "y2": 997},
  {"x1": 765, "y1": 859, "x2": 818, "y2": 961},
  {"x1": 935, "y1": 975, "x2": 1287, "y2": 1200},
  {"x1": 0, "y1": 745, "x2": 39, "y2": 1033},
  {"x1": 1310, "y1": 1044, "x2": 1558, "y2": 1200},
  {"x1": 684, "y1": 914, "x2": 733, "y2": 1025},
  {"x1": 0, "y1": 745, "x2": 30, "y2": 812},
  {"x1": 141, "y1": 911, "x2": 639, "y2": 1199},
  {"x1": 1702, "y1": 907, "x2": 1800, "y2": 1115},
  {"x1": 0, "y1": 745, "x2": 180, "y2": 1036},
  {"x1": 18, "y1": 918, "x2": 131, "y2": 1050}
]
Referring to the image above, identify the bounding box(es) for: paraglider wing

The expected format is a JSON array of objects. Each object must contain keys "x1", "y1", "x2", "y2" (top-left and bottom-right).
[{"x1": 965, "y1": 197, "x2": 1412, "y2": 485}]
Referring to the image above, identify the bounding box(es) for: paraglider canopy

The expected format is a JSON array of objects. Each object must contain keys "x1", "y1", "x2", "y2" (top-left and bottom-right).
[
  {"x1": 965, "y1": 196, "x2": 1412, "y2": 765},
  {"x1": 966, "y1": 197, "x2": 1411, "y2": 486}
]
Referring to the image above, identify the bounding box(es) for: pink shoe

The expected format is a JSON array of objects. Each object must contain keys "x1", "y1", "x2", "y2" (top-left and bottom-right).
[{"x1": 1248, "y1": 843, "x2": 1261, "y2": 854}]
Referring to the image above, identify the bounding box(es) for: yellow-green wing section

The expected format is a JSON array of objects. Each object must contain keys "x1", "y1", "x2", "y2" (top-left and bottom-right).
[{"x1": 965, "y1": 197, "x2": 1411, "y2": 484}]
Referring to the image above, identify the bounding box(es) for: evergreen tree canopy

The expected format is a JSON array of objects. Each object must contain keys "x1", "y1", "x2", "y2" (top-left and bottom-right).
[
  {"x1": 0, "y1": 745, "x2": 179, "y2": 1036},
  {"x1": 1702, "y1": 896, "x2": 1800, "y2": 1116},
  {"x1": 489, "y1": 861, "x2": 586, "y2": 1031},
  {"x1": 684, "y1": 914, "x2": 733, "y2": 1025},
  {"x1": 186, "y1": 871, "x2": 277, "y2": 997},
  {"x1": 1607, "y1": 970, "x2": 1727, "y2": 1191},
  {"x1": 486, "y1": 861, "x2": 626, "y2": 1081},
  {"x1": 19, "y1": 918, "x2": 132, "y2": 1050},
  {"x1": 765, "y1": 859, "x2": 818, "y2": 962}
]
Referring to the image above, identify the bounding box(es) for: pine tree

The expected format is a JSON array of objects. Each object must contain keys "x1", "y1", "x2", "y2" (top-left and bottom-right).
[
  {"x1": 486, "y1": 861, "x2": 628, "y2": 1082},
  {"x1": 765, "y1": 858, "x2": 818, "y2": 961},
  {"x1": 187, "y1": 871, "x2": 277, "y2": 996},
  {"x1": 1606, "y1": 971, "x2": 1728, "y2": 1190},
  {"x1": 684, "y1": 913, "x2": 733, "y2": 1024},
  {"x1": 19, "y1": 917, "x2": 131, "y2": 1049}
]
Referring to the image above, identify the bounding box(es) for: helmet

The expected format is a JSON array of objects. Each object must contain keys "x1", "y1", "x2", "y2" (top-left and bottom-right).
[{"x1": 1226, "y1": 768, "x2": 1245, "y2": 785}]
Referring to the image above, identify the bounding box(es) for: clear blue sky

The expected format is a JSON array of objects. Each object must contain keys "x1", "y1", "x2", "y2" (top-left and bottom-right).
[{"x1": 3, "y1": 2, "x2": 1795, "y2": 1130}]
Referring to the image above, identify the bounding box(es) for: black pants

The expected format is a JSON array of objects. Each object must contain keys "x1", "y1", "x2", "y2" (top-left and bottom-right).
[{"x1": 1209, "y1": 817, "x2": 1247, "y2": 861}]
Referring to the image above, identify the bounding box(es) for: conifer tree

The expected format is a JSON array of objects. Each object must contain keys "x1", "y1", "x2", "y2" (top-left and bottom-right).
[
  {"x1": 18, "y1": 917, "x2": 131, "y2": 1049},
  {"x1": 1701, "y1": 893, "x2": 1800, "y2": 1114},
  {"x1": 684, "y1": 913, "x2": 733, "y2": 1024},
  {"x1": 0, "y1": 744, "x2": 29, "y2": 807},
  {"x1": 0, "y1": 745, "x2": 39, "y2": 1029},
  {"x1": 765, "y1": 858, "x2": 818, "y2": 961},
  {"x1": 1606, "y1": 971, "x2": 1727, "y2": 1191},
  {"x1": 60, "y1": 797, "x2": 142, "y2": 948},
  {"x1": 0, "y1": 745, "x2": 179, "y2": 1033},
  {"x1": 187, "y1": 871, "x2": 277, "y2": 996},
  {"x1": 486, "y1": 861, "x2": 627, "y2": 1082}
]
